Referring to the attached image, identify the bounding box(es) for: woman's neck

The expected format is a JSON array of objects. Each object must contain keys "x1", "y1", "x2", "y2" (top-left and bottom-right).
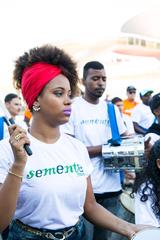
[{"x1": 29, "y1": 118, "x2": 60, "y2": 144}]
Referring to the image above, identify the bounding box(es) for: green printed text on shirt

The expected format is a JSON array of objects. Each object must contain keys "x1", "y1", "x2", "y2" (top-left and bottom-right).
[{"x1": 27, "y1": 163, "x2": 85, "y2": 179}]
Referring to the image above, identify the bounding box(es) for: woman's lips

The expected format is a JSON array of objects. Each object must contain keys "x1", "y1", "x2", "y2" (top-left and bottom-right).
[{"x1": 63, "y1": 109, "x2": 71, "y2": 116}]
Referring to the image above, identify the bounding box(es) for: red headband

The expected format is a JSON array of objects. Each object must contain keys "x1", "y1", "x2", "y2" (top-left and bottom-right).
[{"x1": 22, "y1": 62, "x2": 61, "y2": 109}]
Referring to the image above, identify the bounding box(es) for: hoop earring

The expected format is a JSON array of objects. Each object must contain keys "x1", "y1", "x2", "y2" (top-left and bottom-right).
[{"x1": 33, "y1": 105, "x2": 40, "y2": 112}]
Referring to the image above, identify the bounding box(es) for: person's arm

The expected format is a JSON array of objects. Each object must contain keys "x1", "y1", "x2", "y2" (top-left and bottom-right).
[
  {"x1": 86, "y1": 145, "x2": 102, "y2": 158},
  {"x1": 0, "y1": 166, "x2": 23, "y2": 231},
  {"x1": 133, "y1": 122, "x2": 147, "y2": 135},
  {"x1": 0, "y1": 125, "x2": 29, "y2": 232},
  {"x1": 84, "y1": 177, "x2": 151, "y2": 239},
  {"x1": 121, "y1": 131, "x2": 130, "y2": 137},
  {"x1": 144, "y1": 136, "x2": 152, "y2": 160}
]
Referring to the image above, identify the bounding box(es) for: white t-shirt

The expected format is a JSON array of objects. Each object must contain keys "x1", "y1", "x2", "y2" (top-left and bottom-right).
[
  {"x1": 135, "y1": 185, "x2": 160, "y2": 227},
  {"x1": 122, "y1": 113, "x2": 135, "y2": 135},
  {"x1": 0, "y1": 133, "x2": 93, "y2": 229},
  {"x1": 61, "y1": 97, "x2": 126, "y2": 194},
  {"x1": 131, "y1": 103, "x2": 155, "y2": 129}
]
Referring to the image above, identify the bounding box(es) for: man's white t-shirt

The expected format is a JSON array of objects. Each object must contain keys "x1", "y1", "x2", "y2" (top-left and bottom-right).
[
  {"x1": 135, "y1": 185, "x2": 160, "y2": 227},
  {"x1": 0, "y1": 133, "x2": 93, "y2": 229},
  {"x1": 122, "y1": 113, "x2": 135, "y2": 135},
  {"x1": 61, "y1": 96, "x2": 126, "y2": 194},
  {"x1": 131, "y1": 103, "x2": 155, "y2": 129}
]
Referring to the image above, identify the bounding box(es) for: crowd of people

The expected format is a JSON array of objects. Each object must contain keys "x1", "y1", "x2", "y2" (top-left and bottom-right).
[{"x1": 0, "y1": 44, "x2": 159, "y2": 240}]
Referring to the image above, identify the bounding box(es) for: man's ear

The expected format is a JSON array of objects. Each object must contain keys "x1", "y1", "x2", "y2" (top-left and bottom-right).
[{"x1": 156, "y1": 158, "x2": 160, "y2": 169}]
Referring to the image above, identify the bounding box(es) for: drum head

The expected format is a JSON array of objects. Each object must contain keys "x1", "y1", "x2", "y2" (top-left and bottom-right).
[
  {"x1": 120, "y1": 191, "x2": 135, "y2": 214},
  {"x1": 132, "y1": 228, "x2": 160, "y2": 240}
]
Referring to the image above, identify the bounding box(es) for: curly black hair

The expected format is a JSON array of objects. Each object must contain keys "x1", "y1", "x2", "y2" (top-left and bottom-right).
[
  {"x1": 132, "y1": 139, "x2": 160, "y2": 220},
  {"x1": 13, "y1": 44, "x2": 79, "y2": 98}
]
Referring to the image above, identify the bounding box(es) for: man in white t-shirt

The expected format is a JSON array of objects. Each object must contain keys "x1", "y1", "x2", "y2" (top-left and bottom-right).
[
  {"x1": 131, "y1": 89, "x2": 155, "y2": 135},
  {"x1": 111, "y1": 97, "x2": 135, "y2": 136},
  {"x1": 61, "y1": 61, "x2": 127, "y2": 240}
]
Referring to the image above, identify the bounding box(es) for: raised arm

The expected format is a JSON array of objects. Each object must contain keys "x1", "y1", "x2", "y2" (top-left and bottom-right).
[
  {"x1": 0, "y1": 125, "x2": 30, "y2": 231},
  {"x1": 84, "y1": 177, "x2": 150, "y2": 239}
]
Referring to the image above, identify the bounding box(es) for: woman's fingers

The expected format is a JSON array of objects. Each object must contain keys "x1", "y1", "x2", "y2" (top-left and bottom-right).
[
  {"x1": 8, "y1": 125, "x2": 30, "y2": 164},
  {"x1": 10, "y1": 131, "x2": 30, "y2": 146}
]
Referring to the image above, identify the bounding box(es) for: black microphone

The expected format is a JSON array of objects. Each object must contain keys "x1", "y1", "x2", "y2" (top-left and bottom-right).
[{"x1": 4, "y1": 117, "x2": 32, "y2": 156}]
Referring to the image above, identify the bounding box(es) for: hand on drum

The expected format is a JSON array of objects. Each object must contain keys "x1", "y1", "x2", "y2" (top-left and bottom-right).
[
  {"x1": 125, "y1": 170, "x2": 136, "y2": 181},
  {"x1": 130, "y1": 227, "x2": 160, "y2": 240}
]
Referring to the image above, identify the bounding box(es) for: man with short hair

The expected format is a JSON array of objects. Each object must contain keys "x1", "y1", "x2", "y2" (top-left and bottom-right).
[
  {"x1": 61, "y1": 61, "x2": 127, "y2": 240},
  {"x1": 123, "y1": 86, "x2": 138, "y2": 117},
  {"x1": 4, "y1": 93, "x2": 22, "y2": 119}
]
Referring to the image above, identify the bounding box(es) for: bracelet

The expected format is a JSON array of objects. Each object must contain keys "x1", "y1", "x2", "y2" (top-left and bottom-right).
[{"x1": 8, "y1": 170, "x2": 23, "y2": 180}]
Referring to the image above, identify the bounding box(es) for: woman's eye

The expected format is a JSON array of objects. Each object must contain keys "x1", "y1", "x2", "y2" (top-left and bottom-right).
[{"x1": 54, "y1": 92, "x2": 63, "y2": 97}]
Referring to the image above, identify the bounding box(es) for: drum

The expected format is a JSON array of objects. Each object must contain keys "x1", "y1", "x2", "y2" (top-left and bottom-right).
[
  {"x1": 131, "y1": 228, "x2": 160, "y2": 240},
  {"x1": 120, "y1": 189, "x2": 135, "y2": 214},
  {"x1": 102, "y1": 135, "x2": 145, "y2": 171},
  {"x1": 119, "y1": 188, "x2": 135, "y2": 224}
]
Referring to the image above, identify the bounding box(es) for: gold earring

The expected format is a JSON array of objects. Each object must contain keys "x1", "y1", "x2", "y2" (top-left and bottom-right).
[{"x1": 33, "y1": 105, "x2": 40, "y2": 112}]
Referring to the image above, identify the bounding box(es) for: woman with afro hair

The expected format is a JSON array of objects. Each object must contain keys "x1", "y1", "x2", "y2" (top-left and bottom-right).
[{"x1": 0, "y1": 44, "x2": 149, "y2": 240}]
